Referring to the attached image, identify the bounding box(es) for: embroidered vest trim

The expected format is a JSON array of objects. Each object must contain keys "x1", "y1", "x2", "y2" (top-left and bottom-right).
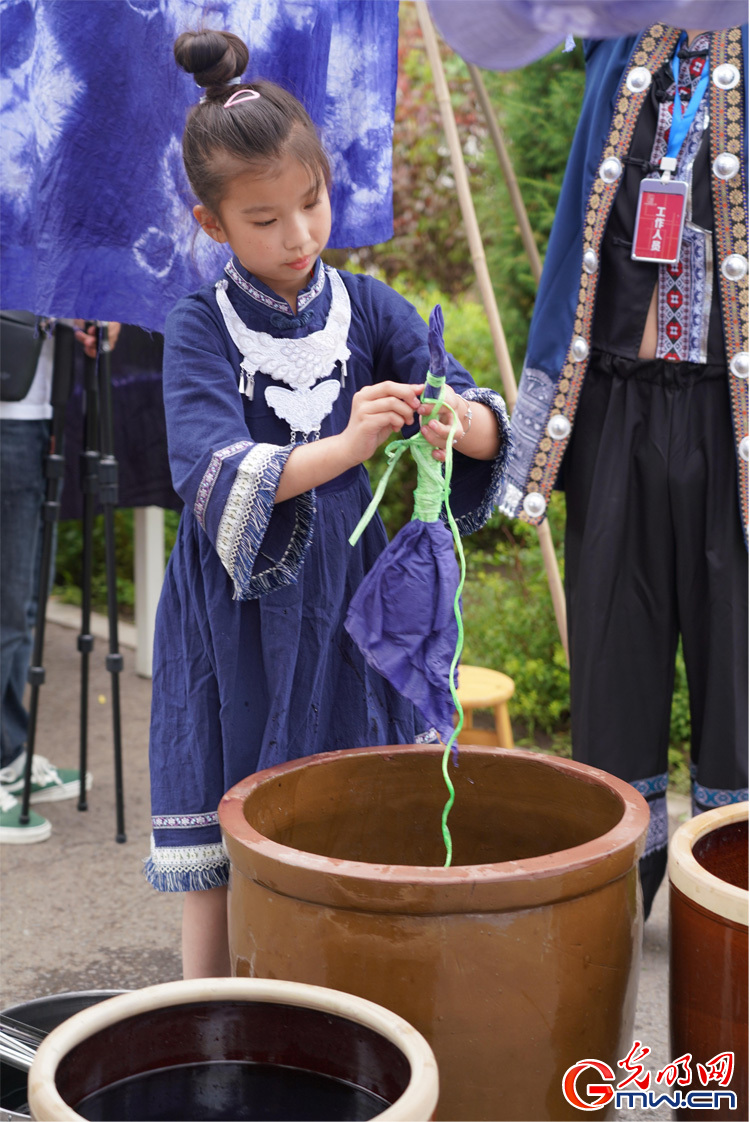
[
  {"x1": 709, "y1": 27, "x2": 748, "y2": 534},
  {"x1": 519, "y1": 24, "x2": 681, "y2": 521}
]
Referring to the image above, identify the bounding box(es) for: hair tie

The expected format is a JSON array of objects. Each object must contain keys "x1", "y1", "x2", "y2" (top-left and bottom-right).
[
  {"x1": 197, "y1": 75, "x2": 244, "y2": 104},
  {"x1": 224, "y1": 88, "x2": 261, "y2": 108}
]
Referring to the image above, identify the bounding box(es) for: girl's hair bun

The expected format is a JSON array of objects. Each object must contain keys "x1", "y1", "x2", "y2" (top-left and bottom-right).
[
  {"x1": 175, "y1": 27, "x2": 330, "y2": 214},
  {"x1": 174, "y1": 29, "x2": 249, "y2": 93}
]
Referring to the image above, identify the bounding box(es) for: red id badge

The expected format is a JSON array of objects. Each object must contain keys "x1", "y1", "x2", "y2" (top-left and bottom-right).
[{"x1": 631, "y1": 179, "x2": 688, "y2": 264}]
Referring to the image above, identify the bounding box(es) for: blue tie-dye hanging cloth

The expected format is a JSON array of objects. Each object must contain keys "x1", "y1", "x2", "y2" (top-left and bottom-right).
[{"x1": 0, "y1": 0, "x2": 398, "y2": 331}]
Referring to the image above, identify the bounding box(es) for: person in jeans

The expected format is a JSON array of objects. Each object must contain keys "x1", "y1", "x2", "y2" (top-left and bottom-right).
[{"x1": 0, "y1": 319, "x2": 120, "y2": 842}]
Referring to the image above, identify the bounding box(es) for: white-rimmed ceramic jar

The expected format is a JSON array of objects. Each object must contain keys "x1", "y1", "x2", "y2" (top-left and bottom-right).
[
  {"x1": 27, "y1": 977, "x2": 439, "y2": 1122},
  {"x1": 669, "y1": 802, "x2": 748, "y2": 1120}
]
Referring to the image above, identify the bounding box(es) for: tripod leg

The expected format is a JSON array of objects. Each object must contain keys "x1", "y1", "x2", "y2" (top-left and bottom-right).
[
  {"x1": 96, "y1": 324, "x2": 126, "y2": 843},
  {"x1": 19, "y1": 324, "x2": 76, "y2": 824},
  {"x1": 77, "y1": 344, "x2": 100, "y2": 811}
]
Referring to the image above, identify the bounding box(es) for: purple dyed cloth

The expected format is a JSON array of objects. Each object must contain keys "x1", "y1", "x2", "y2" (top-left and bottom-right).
[
  {"x1": 344, "y1": 305, "x2": 462, "y2": 745},
  {"x1": 428, "y1": 0, "x2": 747, "y2": 69},
  {"x1": 428, "y1": 304, "x2": 449, "y2": 378},
  {"x1": 345, "y1": 518, "x2": 460, "y2": 745}
]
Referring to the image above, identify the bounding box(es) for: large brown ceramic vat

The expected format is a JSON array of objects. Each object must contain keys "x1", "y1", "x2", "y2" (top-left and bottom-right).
[
  {"x1": 220, "y1": 745, "x2": 650, "y2": 1122},
  {"x1": 669, "y1": 802, "x2": 748, "y2": 1121}
]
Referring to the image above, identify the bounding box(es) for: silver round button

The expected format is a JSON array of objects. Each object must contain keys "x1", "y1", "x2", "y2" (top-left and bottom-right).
[
  {"x1": 547, "y1": 414, "x2": 572, "y2": 441},
  {"x1": 740, "y1": 436, "x2": 750, "y2": 463},
  {"x1": 712, "y1": 63, "x2": 740, "y2": 90},
  {"x1": 626, "y1": 66, "x2": 652, "y2": 93},
  {"x1": 721, "y1": 254, "x2": 748, "y2": 282},
  {"x1": 582, "y1": 248, "x2": 598, "y2": 274},
  {"x1": 713, "y1": 152, "x2": 740, "y2": 181},
  {"x1": 571, "y1": 336, "x2": 589, "y2": 362},
  {"x1": 730, "y1": 352, "x2": 750, "y2": 379},
  {"x1": 523, "y1": 492, "x2": 547, "y2": 519},
  {"x1": 599, "y1": 156, "x2": 623, "y2": 185}
]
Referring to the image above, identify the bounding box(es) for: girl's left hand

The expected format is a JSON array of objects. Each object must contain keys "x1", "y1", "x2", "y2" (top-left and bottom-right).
[{"x1": 418, "y1": 384, "x2": 470, "y2": 462}]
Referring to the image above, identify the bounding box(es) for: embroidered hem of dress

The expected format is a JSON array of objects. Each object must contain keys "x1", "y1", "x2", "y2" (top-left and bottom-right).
[
  {"x1": 143, "y1": 838, "x2": 229, "y2": 893},
  {"x1": 693, "y1": 783, "x2": 749, "y2": 811},
  {"x1": 152, "y1": 812, "x2": 220, "y2": 830},
  {"x1": 215, "y1": 442, "x2": 316, "y2": 600},
  {"x1": 452, "y1": 387, "x2": 512, "y2": 536},
  {"x1": 631, "y1": 772, "x2": 669, "y2": 798},
  {"x1": 641, "y1": 792, "x2": 669, "y2": 857}
]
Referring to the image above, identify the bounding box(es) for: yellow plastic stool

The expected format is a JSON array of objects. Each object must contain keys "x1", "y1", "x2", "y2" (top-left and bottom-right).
[{"x1": 455, "y1": 665, "x2": 515, "y2": 747}]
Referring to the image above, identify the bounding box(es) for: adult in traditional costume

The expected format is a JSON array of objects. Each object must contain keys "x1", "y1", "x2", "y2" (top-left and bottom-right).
[{"x1": 430, "y1": 2, "x2": 748, "y2": 914}]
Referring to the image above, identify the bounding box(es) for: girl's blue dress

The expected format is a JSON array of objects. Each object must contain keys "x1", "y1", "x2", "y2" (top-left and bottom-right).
[{"x1": 145, "y1": 257, "x2": 509, "y2": 890}]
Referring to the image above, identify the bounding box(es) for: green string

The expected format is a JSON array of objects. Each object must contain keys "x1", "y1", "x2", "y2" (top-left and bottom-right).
[
  {"x1": 435, "y1": 402, "x2": 466, "y2": 869},
  {"x1": 347, "y1": 380, "x2": 466, "y2": 868}
]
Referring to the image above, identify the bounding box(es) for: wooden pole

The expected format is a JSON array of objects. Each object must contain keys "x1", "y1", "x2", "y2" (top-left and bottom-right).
[
  {"x1": 415, "y1": 1, "x2": 569, "y2": 663},
  {"x1": 466, "y1": 63, "x2": 543, "y2": 286}
]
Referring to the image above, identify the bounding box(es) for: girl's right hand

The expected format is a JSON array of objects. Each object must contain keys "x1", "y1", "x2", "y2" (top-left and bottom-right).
[
  {"x1": 275, "y1": 381, "x2": 424, "y2": 504},
  {"x1": 340, "y1": 381, "x2": 424, "y2": 465}
]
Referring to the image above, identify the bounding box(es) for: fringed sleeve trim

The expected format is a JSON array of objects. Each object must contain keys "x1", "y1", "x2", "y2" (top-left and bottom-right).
[
  {"x1": 451, "y1": 387, "x2": 512, "y2": 535},
  {"x1": 215, "y1": 442, "x2": 316, "y2": 600},
  {"x1": 143, "y1": 836, "x2": 229, "y2": 893}
]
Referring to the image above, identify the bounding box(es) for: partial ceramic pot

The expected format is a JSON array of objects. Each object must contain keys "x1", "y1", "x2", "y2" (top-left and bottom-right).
[
  {"x1": 669, "y1": 802, "x2": 748, "y2": 1121},
  {"x1": 0, "y1": 991, "x2": 125, "y2": 1121},
  {"x1": 27, "y1": 977, "x2": 439, "y2": 1122},
  {"x1": 220, "y1": 745, "x2": 650, "y2": 1122}
]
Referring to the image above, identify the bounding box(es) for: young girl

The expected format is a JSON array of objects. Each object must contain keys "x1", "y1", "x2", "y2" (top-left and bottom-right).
[{"x1": 145, "y1": 28, "x2": 510, "y2": 978}]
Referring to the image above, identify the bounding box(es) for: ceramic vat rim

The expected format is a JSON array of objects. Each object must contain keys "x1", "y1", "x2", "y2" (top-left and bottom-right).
[
  {"x1": 26, "y1": 977, "x2": 440, "y2": 1122},
  {"x1": 219, "y1": 744, "x2": 650, "y2": 914},
  {"x1": 668, "y1": 802, "x2": 749, "y2": 928}
]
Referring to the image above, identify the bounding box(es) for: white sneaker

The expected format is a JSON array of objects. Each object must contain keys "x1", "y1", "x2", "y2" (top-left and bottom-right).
[
  {"x1": 0, "y1": 787, "x2": 52, "y2": 844},
  {"x1": 0, "y1": 753, "x2": 92, "y2": 804}
]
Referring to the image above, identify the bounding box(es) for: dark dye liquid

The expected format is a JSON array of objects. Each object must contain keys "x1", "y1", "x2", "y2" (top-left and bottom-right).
[
  {"x1": 692, "y1": 821, "x2": 748, "y2": 890},
  {"x1": 74, "y1": 1060, "x2": 390, "y2": 1121}
]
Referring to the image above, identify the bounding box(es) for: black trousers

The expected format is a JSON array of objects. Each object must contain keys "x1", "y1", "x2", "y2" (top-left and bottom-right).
[{"x1": 563, "y1": 351, "x2": 748, "y2": 916}]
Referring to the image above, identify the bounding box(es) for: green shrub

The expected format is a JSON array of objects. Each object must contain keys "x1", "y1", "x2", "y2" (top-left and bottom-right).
[
  {"x1": 460, "y1": 494, "x2": 570, "y2": 750},
  {"x1": 668, "y1": 645, "x2": 692, "y2": 793},
  {"x1": 54, "y1": 510, "x2": 136, "y2": 616}
]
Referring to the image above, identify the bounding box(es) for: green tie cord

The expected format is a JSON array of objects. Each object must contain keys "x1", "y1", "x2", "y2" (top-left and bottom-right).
[{"x1": 349, "y1": 376, "x2": 466, "y2": 867}]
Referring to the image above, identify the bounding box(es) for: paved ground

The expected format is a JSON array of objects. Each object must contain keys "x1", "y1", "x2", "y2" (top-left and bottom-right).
[
  {"x1": 0, "y1": 617, "x2": 183, "y2": 1006},
  {"x1": 1, "y1": 615, "x2": 688, "y2": 1119}
]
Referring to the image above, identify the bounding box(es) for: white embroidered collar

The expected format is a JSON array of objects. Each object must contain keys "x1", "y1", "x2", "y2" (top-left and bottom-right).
[{"x1": 215, "y1": 265, "x2": 351, "y2": 395}]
